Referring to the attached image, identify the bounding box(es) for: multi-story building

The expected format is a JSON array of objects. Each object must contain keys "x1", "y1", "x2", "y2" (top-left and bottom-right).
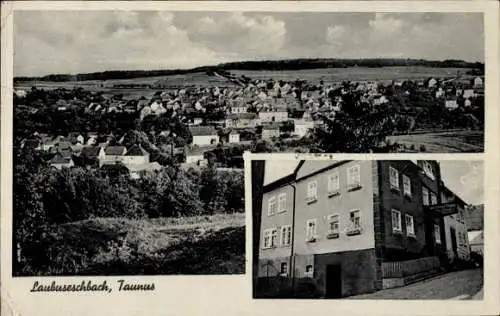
[
  {"x1": 440, "y1": 185, "x2": 470, "y2": 261},
  {"x1": 256, "y1": 160, "x2": 464, "y2": 298}
]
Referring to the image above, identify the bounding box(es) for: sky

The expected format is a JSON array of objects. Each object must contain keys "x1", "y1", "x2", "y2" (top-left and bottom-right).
[
  {"x1": 264, "y1": 160, "x2": 484, "y2": 205},
  {"x1": 14, "y1": 11, "x2": 484, "y2": 77}
]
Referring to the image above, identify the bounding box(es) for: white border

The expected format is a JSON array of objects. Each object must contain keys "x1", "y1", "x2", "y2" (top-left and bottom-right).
[{"x1": 2, "y1": 2, "x2": 500, "y2": 316}]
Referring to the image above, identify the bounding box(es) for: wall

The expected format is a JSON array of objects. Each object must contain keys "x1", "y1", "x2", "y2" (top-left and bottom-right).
[
  {"x1": 258, "y1": 184, "x2": 295, "y2": 261},
  {"x1": 313, "y1": 249, "x2": 378, "y2": 297},
  {"x1": 192, "y1": 135, "x2": 219, "y2": 146},
  {"x1": 259, "y1": 111, "x2": 288, "y2": 122},
  {"x1": 377, "y1": 161, "x2": 428, "y2": 260},
  {"x1": 293, "y1": 160, "x2": 375, "y2": 256},
  {"x1": 122, "y1": 154, "x2": 149, "y2": 166},
  {"x1": 443, "y1": 205, "x2": 471, "y2": 261}
]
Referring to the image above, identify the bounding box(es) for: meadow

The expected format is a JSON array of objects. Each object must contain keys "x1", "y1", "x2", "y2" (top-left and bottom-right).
[
  {"x1": 19, "y1": 213, "x2": 245, "y2": 276},
  {"x1": 15, "y1": 66, "x2": 475, "y2": 96},
  {"x1": 232, "y1": 66, "x2": 474, "y2": 84},
  {"x1": 387, "y1": 130, "x2": 484, "y2": 153}
]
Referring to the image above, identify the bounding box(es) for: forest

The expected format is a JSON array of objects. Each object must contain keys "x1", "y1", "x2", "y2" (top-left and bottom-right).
[
  {"x1": 14, "y1": 58, "x2": 484, "y2": 82},
  {"x1": 13, "y1": 140, "x2": 245, "y2": 275}
]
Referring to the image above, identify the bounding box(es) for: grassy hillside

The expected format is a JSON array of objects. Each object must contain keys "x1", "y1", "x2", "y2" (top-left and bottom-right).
[{"x1": 20, "y1": 213, "x2": 245, "y2": 276}]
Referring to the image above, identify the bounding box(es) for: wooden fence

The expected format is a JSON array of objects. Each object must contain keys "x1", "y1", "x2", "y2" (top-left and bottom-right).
[{"x1": 382, "y1": 256, "x2": 440, "y2": 278}]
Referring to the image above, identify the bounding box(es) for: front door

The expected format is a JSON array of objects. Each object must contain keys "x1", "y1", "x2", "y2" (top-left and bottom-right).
[
  {"x1": 325, "y1": 264, "x2": 342, "y2": 298},
  {"x1": 450, "y1": 227, "x2": 458, "y2": 258}
]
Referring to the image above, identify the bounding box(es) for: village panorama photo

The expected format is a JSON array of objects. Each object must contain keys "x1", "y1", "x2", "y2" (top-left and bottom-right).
[
  {"x1": 11, "y1": 10, "x2": 484, "y2": 276},
  {"x1": 251, "y1": 160, "x2": 484, "y2": 299}
]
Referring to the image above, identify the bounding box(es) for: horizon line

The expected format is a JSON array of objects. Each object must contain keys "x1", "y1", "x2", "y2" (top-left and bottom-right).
[{"x1": 14, "y1": 56, "x2": 485, "y2": 79}]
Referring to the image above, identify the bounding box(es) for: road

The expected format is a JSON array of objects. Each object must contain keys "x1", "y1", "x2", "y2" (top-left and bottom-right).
[{"x1": 347, "y1": 268, "x2": 483, "y2": 300}]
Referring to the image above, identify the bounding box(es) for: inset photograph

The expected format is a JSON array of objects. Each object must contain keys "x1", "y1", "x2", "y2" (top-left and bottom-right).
[
  {"x1": 251, "y1": 160, "x2": 484, "y2": 299},
  {"x1": 14, "y1": 12, "x2": 484, "y2": 154}
]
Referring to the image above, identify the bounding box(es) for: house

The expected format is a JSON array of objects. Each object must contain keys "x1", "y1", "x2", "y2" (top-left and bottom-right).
[
  {"x1": 99, "y1": 146, "x2": 126, "y2": 166},
  {"x1": 80, "y1": 146, "x2": 102, "y2": 167},
  {"x1": 261, "y1": 124, "x2": 280, "y2": 140},
  {"x1": 50, "y1": 153, "x2": 74, "y2": 169},
  {"x1": 229, "y1": 131, "x2": 240, "y2": 143},
  {"x1": 256, "y1": 160, "x2": 459, "y2": 298},
  {"x1": 466, "y1": 204, "x2": 483, "y2": 256},
  {"x1": 462, "y1": 89, "x2": 475, "y2": 99},
  {"x1": 427, "y1": 78, "x2": 438, "y2": 88},
  {"x1": 435, "y1": 88, "x2": 445, "y2": 98},
  {"x1": 440, "y1": 185, "x2": 470, "y2": 261},
  {"x1": 293, "y1": 118, "x2": 314, "y2": 138},
  {"x1": 473, "y1": 77, "x2": 483, "y2": 88},
  {"x1": 124, "y1": 100, "x2": 139, "y2": 113},
  {"x1": 184, "y1": 146, "x2": 210, "y2": 165},
  {"x1": 190, "y1": 126, "x2": 219, "y2": 147},
  {"x1": 225, "y1": 113, "x2": 257, "y2": 128},
  {"x1": 230, "y1": 105, "x2": 248, "y2": 114},
  {"x1": 445, "y1": 99, "x2": 458, "y2": 110},
  {"x1": 139, "y1": 100, "x2": 167, "y2": 120},
  {"x1": 190, "y1": 117, "x2": 203, "y2": 125},
  {"x1": 126, "y1": 162, "x2": 162, "y2": 180},
  {"x1": 121, "y1": 144, "x2": 149, "y2": 166},
  {"x1": 258, "y1": 108, "x2": 288, "y2": 123},
  {"x1": 41, "y1": 135, "x2": 69, "y2": 151}
]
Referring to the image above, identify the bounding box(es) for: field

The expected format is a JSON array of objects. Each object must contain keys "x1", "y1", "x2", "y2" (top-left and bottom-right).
[
  {"x1": 232, "y1": 66, "x2": 474, "y2": 84},
  {"x1": 14, "y1": 71, "x2": 239, "y2": 98},
  {"x1": 20, "y1": 213, "x2": 245, "y2": 276},
  {"x1": 15, "y1": 66, "x2": 475, "y2": 98},
  {"x1": 386, "y1": 130, "x2": 484, "y2": 153}
]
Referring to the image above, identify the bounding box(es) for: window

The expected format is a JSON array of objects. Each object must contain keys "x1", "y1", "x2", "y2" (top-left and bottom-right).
[
  {"x1": 423, "y1": 162, "x2": 435, "y2": 180},
  {"x1": 268, "y1": 196, "x2": 277, "y2": 216},
  {"x1": 306, "y1": 219, "x2": 317, "y2": 240},
  {"x1": 440, "y1": 193, "x2": 447, "y2": 204},
  {"x1": 350, "y1": 210, "x2": 361, "y2": 230},
  {"x1": 305, "y1": 265, "x2": 314, "y2": 276},
  {"x1": 392, "y1": 209, "x2": 402, "y2": 233},
  {"x1": 280, "y1": 262, "x2": 288, "y2": 275},
  {"x1": 307, "y1": 181, "x2": 317, "y2": 201},
  {"x1": 280, "y1": 225, "x2": 292, "y2": 247},
  {"x1": 389, "y1": 166, "x2": 399, "y2": 190},
  {"x1": 278, "y1": 193, "x2": 286, "y2": 213},
  {"x1": 434, "y1": 224, "x2": 441, "y2": 244},
  {"x1": 328, "y1": 215, "x2": 340, "y2": 234},
  {"x1": 430, "y1": 192, "x2": 437, "y2": 205},
  {"x1": 328, "y1": 172, "x2": 340, "y2": 194},
  {"x1": 403, "y1": 175, "x2": 412, "y2": 197},
  {"x1": 422, "y1": 187, "x2": 429, "y2": 206},
  {"x1": 405, "y1": 214, "x2": 415, "y2": 236},
  {"x1": 347, "y1": 165, "x2": 361, "y2": 189},
  {"x1": 271, "y1": 228, "x2": 278, "y2": 247},
  {"x1": 263, "y1": 229, "x2": 272, "y2": 249}
]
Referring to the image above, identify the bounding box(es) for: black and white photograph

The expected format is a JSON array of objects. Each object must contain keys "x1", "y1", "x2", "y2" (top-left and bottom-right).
[
  {"x1": 252, "y1": 160, "x2": 484, "y2": 299},
  {"x1": 13, "y1": 12, "x2": 484, "y2": 155}
]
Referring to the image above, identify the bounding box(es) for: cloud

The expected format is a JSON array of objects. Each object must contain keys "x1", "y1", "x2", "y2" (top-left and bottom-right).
[
  {"x1": 14, "y1": 11, "x2": 483, "y2": 76},
  {"x1": 14, "y1": 11, "x2": 217, "y2": 76},
  {"x1": 440, "y1": 161, "x2": 484, "y2": 205},
  {"x1": 188, "y1": 12, "x2": 287, "y2": 59}
]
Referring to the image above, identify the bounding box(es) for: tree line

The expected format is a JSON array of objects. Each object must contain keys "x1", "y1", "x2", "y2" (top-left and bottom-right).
[{"x1": 14, "y1": 58, "x2": 484, "y2": 82}]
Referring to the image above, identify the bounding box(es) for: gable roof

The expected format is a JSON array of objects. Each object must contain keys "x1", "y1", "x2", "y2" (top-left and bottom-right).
[
  {"x1": 125, "y1": 144, "x2": 148, "y2": 156},
  {"x1": 227, "y1": 113, "x2": 257, "y2": 120},
  {"x1": 81, "y1": 146, "x2": 101, "y2": 158},
  {"x1": 189, "y1": 126, "x2": 217, "y2": 136},
  {"x1": 104, "y1": 146, "x2": 126, "y2": 156},
  {"x1": 186, "y1": 146, "x2": 214, "y2": 157}
]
